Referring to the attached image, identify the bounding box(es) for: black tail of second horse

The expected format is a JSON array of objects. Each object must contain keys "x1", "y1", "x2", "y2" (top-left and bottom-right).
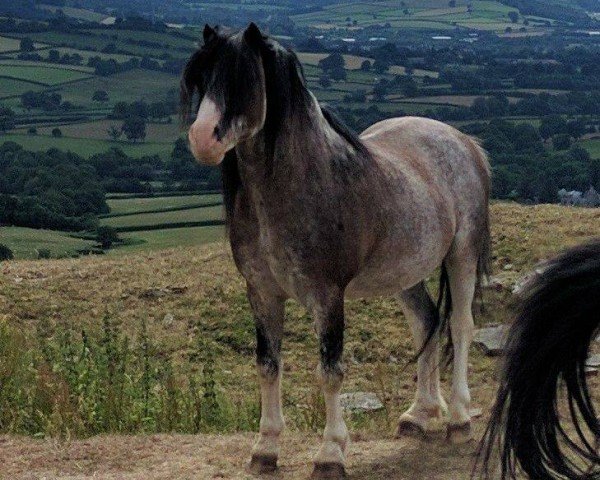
[{"x1": 479, "y1": 238, "x2": 600, "y2": 480}]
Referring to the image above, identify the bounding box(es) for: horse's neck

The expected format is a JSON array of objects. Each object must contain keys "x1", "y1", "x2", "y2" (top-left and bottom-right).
[{"x1": 236, "y1": 97, "x2": 355, "y2": 202}]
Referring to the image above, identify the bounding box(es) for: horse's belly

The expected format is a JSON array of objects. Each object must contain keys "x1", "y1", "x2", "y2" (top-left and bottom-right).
[{"x1": 346, "y1": 251, "x2": 442, "y2": 299}]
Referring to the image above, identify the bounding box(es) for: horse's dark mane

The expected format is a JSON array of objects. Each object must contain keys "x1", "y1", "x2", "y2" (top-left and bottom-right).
[
  {"x1": 320, "y1": 105, "x2": 371, "y2": 159},
  {"x1": 180, "y1": 28, "x2": 372, "y2": 228}
]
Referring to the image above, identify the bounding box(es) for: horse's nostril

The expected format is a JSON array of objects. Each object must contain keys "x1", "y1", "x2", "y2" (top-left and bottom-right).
[{"x1": 213, "y1": 125, "x2": 223, "y2": 142}]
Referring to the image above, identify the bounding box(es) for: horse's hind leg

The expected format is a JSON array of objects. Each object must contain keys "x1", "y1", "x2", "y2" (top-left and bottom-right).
[
  {"x1": 247, "y1": 285, "x2": 286, "y2": 474},
  {"x1": 396, "y1": 283, "x2": 447, "y2": 438},
  {"x1": 445, "y1": 249, "x2": 478, "y2": 443}
]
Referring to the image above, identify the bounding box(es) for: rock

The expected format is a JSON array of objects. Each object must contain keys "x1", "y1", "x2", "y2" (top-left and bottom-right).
[
  {"x1": 512, "y1": 267, "x2": 546, "y2": 295},
  {"x1": 162, "y1": 313, "x2": 174, "y2": 327},
  {"x1": 586, "y1": 354, "x2": 600, "y2": 368},
  {"x1": 482, "y1": 276, "x2": 506, "y2": 292},
  {"x1": 340, "y1": 392, "x2": 384, "y2": 412},
  {"x1": 469, "y1": 408, "x2": 483, "y2": 419},
  {"x1": 140, "y1": 286, "x2": 188, "y2": 299},
  {"x1": 473, "y1": 325, "x2": 509, "y2": 356}
]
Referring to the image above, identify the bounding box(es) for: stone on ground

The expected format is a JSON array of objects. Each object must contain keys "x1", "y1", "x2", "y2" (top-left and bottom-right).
[
  {"x1": 340, "y1": 392, "x2": 384, "y2": 412},
  {"x1": 473, "y1": 325, "x2": 509, "y2": 356}
]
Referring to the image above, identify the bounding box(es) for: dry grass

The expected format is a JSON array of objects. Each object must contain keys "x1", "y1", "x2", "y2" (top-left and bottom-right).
[
  {"x1": 0, "y1": 202, "x2": 598, "y2": 478},
  {"x1": 0, "y1": 430, "x2": 495, "y2": 479}
]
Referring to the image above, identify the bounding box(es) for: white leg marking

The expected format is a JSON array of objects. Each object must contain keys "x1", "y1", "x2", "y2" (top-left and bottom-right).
[
  {"x1": 252, "y1": 366, "x2": 285, "y2": 459},
  {"x1": 447, "y1": 260, "x2": 477, "y2": 437},
  {"x1": 315, "y1": 364, "x2": 349, "y2": 466}
]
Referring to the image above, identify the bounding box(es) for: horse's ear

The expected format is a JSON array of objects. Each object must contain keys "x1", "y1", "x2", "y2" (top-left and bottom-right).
[
  {"x1": 203, "y1": 24, "x2": 217, "y2": 44},
  {"x1": 244, "y1": 22, "x2": 264, "y2": 48}
]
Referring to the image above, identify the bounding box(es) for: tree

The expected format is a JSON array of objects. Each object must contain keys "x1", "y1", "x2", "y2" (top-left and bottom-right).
[
  {"x1": 51, "y1": 128, "x2": 62, "y2": 138},
  {"x1": 373, "y1": 59, "x2": 390, "y2": 74},
  {"x1": 148, "y1": 102, "x2": 168, "y2": 121},
  {"x1": 107, "y1": 125, "x2": 122, "y2": 141},
  {"x1": 121, "y1": 116, "x2": 146, "y2": 143},
  {"x1": 27, "y1": 127, "x2": 37, "y2": 135},
  {"x1": 0, "y1": 244, "x2": 13, "y2": 261},
  {"x1": 540, "y1": 115, "x2": 567, "y2": 140},
  {"x1": 96, "y1": 226, "x2": 120, "y2": 250},
  {"x1": 48, "y1": 49, "x2": 60, "y2": 62},
  {"x1": 20, "y1": 37, "x2": 34, "y2": 52},
  {"x1": 566, "y1": 119, "x2": 586, "y2": 139},
  {"x1": 92, "y1": 90, "x2": 109, "y2": 103},
  {"x1": 329, "y1": 65, "x2": 347, "y2": 81},
  {"x1": 448, "y1": 0, "x2": 456, "y2": 7},
  {"x1": 360, "y1": 60, "x2": 372, "y2": 72},
  {"x1": 318, "y1": 75, "x2": 332, "y2": 88},
  {"x1": 552, "y1": 134, "x2": 571, "y2": 151},
  {"x1": 0, "y1": 107, "x2": 15, "y2": 132},
  {"x1": 508, "y1": 11, "x2": 519, "y2": 23}
]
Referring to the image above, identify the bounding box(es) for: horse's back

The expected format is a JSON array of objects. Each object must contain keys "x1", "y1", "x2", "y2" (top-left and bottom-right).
[{"x1": 360, "y1": 116, "x2": 490, "y2": 208}]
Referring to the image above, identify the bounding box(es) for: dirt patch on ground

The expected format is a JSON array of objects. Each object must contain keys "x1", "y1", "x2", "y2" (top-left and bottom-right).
[{"x1": 1, "y1": 431, "x2": 493, "y2": 480}]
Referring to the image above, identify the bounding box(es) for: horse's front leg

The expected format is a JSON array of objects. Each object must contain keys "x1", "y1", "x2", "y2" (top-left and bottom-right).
[
  {"x1": 311, "y1": 290, "x2": 349, "y2": 479},
  {"x1": 247, "y1": 285, "x2": 286, "y2": 474}
]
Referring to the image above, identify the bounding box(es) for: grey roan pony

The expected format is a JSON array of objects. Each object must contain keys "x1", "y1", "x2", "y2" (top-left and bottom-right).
[{"x1": 182, "y1": 23, "x2": 491, "y2": 478}]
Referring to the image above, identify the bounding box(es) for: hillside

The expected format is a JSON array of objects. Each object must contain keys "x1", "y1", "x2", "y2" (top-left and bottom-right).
[{"x1": 0, "y1": 203, "x2": 598, "y2": 480}]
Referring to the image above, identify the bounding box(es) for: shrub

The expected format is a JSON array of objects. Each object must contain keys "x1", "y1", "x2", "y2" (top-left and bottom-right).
[
  {"x1": 0, "y1": 244, "x2": 13, "y2": 261},
  {"x1": 96, "y1": 226, "x2": 121, "y2": 249},
  {"x1": 51, "y1": 128, "x2": 62, "y2": 138},
  {"x1": 0, "y1": 317, "x2": 260, "y2": 437},
  {"x1": 37, "y1": 249, "x2": 51, "y2": 259}
]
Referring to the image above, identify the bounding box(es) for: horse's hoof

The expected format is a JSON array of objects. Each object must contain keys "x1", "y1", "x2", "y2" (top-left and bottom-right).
[
  {"x1": 249, "y1": 454, "x2": 278, "y2": 474},
  {"x1": 311, "y1": 462, "x2": 347, "y2": 479},
  {"x1": 446, "y1": 422, "x2": 474, "y2": 444},
  {"x1": 396, "y1": 419, "x2": 427, "y2": 440}
]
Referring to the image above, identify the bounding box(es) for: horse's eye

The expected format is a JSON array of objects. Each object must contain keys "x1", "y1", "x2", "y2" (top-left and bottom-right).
[{"x1": 213, "y1": 125, "x2": 223, "y2": 141}]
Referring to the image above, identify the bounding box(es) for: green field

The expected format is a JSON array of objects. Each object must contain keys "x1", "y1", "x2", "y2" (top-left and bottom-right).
[
  {"x1": 0, "y1": 78, "x2": 45, "y2": 98},
  {"x1": 0, "y1": 133, "x2": 173, "y2": 158},
  {"x1": 580, "y1": 138, "x2": 600, "y2": 159},
  {"x1": 58, "y1": 69, "x2": 179, "y2": 106},
  {"x1": 113, "y1": 225, "x2": 226, "y2": 254},
  {"x1": 106, "y1": 194, "x2": 223, "y2": 215},
  {"x1": 100, "y1": 205, "x2": 224, "y2": 230},
  {"x1": 292, "y1": 0, "x2": 538, "y2": 33},
  {"x1": 21, "y1": 119, "x2": 181, "y2": 143},
  {"x1": 0, "y1": 63, "x2": 92, "y2": 85},
  {"x1": 0, "y1": 35, "x2": 23, "y2": 52},
  {"x1": 11, "y1": 30, "x2": 194, "y2": 59},
  {"x1": 38, "y1": 4, "x2": 113, "y2": 23},
  {"x1": 0, "y1": 226, "x2": 96, "y2": 259}
]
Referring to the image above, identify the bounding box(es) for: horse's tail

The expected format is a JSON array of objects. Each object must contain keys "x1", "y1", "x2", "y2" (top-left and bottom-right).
[{"x1": 478, "y1": 238, "x2": 600, "y2": 480}]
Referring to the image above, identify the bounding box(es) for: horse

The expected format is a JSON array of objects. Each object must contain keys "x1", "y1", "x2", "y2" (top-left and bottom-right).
[
  {"x1": 181, "y1": 23, "x2": 491, "y2": 478},
  {"x1": 479, "y1": 239, "x2": 600, "y2": 480}
]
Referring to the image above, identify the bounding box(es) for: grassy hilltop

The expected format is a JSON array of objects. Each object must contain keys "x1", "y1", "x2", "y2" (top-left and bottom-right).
[{"x1": 0, "y1": 202, "x2": 598, "y2": 478}]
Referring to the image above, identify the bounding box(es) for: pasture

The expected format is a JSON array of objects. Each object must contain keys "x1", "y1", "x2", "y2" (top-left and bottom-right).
[
  {"x1": 0, "y1": 133, "x2": 173, "y2": 158},
  {"x1": 0, "y1": 203, "x2": 598, "y2": 479},
  {"x1": 0, "y1": 78, "x2": 44, "y2": 98},
  {"x1": 106, "y1": 194, "x2": 223, "y2": 215},
  {"x1": 0, "y1": 35, "x2": 23, "y2": 52},
  {"x1": 581, "y1": 138, "x2": 600, "y2": 159},
  {"x1": 24, "y1": 119, "x2": 181, "y2": 143},
  {"x1": 100, "y1": 205, "x2": 224, "y2": 230},
  {"x1": 292, "y1": 0, "x2": 528, "y2": 33},
  {"x1": 58, "y1": 69, "x2": 179, "y2": 106},
  {"x1": 0, "y1": 226, "x2": 96, "y2": 259},
  {"x1": 0, "y1": 63, "x2": 92, "y2": 85}
]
